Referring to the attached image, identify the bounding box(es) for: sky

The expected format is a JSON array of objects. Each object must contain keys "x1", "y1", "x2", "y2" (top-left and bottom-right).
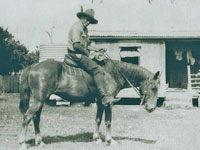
[{"x1": 0, "y1": 0, "x2": 200, "y2": 51}]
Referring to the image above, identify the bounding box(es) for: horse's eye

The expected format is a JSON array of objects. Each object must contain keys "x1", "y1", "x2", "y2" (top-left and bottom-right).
[{"x1": 150, "y1": 84, "x2": 157, "y2": 91}]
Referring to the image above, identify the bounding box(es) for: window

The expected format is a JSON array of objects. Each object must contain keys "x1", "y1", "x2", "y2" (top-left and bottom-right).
[{"x1": 120, "y1": 47, "x2": 140, "y2": 65}]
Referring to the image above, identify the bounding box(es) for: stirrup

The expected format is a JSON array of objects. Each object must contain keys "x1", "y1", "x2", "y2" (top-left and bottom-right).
[{"x1": 102, "y1": 96, "x2": 120, "y2": 106}]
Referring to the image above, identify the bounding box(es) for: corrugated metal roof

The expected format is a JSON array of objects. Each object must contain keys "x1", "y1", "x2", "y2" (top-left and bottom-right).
[
  {"x1": 89, "y1": 30, "x2": 200, "y2": 39},
  {"x1": 39, "y1": 44, "x2": 67, "y2": 62}
]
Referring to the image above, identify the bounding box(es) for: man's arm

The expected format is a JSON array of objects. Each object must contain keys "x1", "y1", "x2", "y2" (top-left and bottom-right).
[{"x1": 73, "y1": 42, "x2": 90, "y2": 56}]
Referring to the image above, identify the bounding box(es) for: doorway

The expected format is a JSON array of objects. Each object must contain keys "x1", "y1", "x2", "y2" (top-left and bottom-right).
[{"x1": 166, "y1": 41, "x2": 200, "y2": 89}]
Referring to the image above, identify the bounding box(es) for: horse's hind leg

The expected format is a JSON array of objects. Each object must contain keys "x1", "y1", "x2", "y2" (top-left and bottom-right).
[
  {"x1": 33, "y1": 103, "x2": 44, "y2": 146},
  {"x1": 93, "y1": 99, "x2": 104, "y2": 143},
  {"x1": 19, "y1": 97, "x2": 44, "y2": 150}
]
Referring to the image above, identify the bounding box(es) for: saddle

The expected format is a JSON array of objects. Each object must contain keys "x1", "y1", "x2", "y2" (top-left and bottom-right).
[
  {"x1": 63, "y1": 54, "x2": 79, "y2": 67},
  {"x1": 63, "y1": 53, "x2": 106, "y2": 67},
  {"x1": 63, "y1": 54, "x2": 107, "y2": 76},
  {"x1": 63, "y1": 54, "x2": 83, "y2": 76}
]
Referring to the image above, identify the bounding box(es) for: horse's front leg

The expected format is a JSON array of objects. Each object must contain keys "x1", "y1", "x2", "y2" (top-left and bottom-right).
[
  {"x1": 93, "y1": 100, "x2": 104, "y2": 143},
  {"x1": 105, "y1": 104, "x2": 118, "y2": 146},
  {"x1": 104, "y1": 104, "x2": 114, "y2": 145}
]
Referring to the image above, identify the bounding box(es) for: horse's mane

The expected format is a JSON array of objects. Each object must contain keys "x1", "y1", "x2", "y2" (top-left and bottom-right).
[{"x1": 105, "y1": 60, "x2": 154, "y2": 84}]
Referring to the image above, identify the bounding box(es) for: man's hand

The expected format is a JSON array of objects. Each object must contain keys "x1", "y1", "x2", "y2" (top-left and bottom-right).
[
  {"x1": 98, "y1": 48, "x2": 107, "y2": 53},
  {"x1": 88, "y1": 46, "x2": 107, "y2": 53}
]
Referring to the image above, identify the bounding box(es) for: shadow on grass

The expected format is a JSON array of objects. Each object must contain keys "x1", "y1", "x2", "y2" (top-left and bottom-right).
[
  {"x1": 26, "y1": 132, "x2": 156, "y2": 146},
  {"x1": 0, "y1": 96, "x2": 7, "y2": 101}
]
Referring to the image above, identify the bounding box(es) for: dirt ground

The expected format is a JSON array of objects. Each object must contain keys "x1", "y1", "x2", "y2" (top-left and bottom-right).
[{"x1": 0, "y1": 94, "x2": 200, "y2": 150}]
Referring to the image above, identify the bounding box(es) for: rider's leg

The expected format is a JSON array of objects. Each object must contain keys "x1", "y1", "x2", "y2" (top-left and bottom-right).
[{"x1": 79, "y1": 55, "x2": 120, "y2": 105}]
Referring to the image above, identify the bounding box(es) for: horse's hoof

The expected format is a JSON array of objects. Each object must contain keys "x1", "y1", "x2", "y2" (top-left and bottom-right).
[
  {"x1": 95, "y1": 138, "x2": 103, "y2": 144},
  {"x1": 93, "y1": 133, "x2": 99, "y2": 140},
  {"x1": 38, "y1": 141, "x2": 46, "y2": 148},
  {"x1": 110, "y1": 139, "x2": 118, "y2": 146},
  {"x1": 106, "y1": 139, "x2": 111, "y2": 146},
  {"x1": 35, "y1": 135, "x2": 43, "y2": 146},
  {"x1": 19, "y1": 143, "x2": 27, "y2": 150},
  {"x1": 106, "y1": 139, "x2": 117, "y2": 146},
  {"x1": 35, "y1": 139, "x2": 43, "y2": 146}
]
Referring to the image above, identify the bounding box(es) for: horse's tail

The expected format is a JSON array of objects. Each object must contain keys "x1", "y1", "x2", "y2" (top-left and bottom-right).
[{"x1": 19, "y1": 66, "x2": 31, "y2": 114}]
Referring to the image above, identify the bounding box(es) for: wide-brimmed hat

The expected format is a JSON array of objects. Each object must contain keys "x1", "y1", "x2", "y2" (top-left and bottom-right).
[{"x1": 77, "y1": 9, "x2": 98, "y2": 24}]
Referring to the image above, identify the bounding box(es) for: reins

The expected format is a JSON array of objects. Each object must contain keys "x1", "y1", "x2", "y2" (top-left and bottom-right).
[{"x1": 104, "y1": 54, "x2": 146, "y2": 104}]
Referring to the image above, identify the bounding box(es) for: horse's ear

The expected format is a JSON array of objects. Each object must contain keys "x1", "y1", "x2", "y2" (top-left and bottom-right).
[{"x1": 154, "y1": 71, "x2": 161, "y2": 80}]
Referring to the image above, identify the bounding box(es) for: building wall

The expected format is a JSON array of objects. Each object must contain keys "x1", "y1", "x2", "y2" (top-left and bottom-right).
[
  {"x1": 93, "y1": 39, "x2": 166, "y2": 97},
  {"x1": 39, "y1": 44, "x2": 68, "y2": 62}
]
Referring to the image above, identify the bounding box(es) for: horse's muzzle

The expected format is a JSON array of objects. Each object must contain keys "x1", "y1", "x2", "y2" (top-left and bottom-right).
[{"x1": 145, "y1": 104, "x2": 156, "y2": 113}]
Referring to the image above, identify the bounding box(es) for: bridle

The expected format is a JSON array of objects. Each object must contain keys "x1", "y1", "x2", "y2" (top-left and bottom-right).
[
  {"x1": 138, "y1": 79, "x2": 151, "y2": 105},
  {"x1": 104, "y1": 53, "x2": 154, "y2": 105}
]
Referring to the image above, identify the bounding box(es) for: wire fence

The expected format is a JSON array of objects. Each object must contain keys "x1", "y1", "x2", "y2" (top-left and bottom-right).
[{"x1": 0, "y1": 75, "x2": 20, "y2": 93}]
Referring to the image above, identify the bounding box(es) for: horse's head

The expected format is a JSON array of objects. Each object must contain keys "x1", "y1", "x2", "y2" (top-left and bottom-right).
[{"x1": 140, "y1": 71, "x2": 161, "y2": 113}]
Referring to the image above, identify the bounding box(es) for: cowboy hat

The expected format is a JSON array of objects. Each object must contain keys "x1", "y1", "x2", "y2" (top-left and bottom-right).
[{"x1": 77, "y1": 9, "x2": 98, "y2": 24}]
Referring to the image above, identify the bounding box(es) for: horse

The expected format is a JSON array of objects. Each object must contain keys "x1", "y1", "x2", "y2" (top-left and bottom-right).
[{"x1": 18, "y1": 58, "x2": 160, "y2": 149}]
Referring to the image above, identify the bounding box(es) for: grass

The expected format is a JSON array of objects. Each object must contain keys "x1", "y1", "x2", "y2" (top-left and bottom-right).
[{"x1": 1, "y1": 94, "x2": 200, "y2": 150}]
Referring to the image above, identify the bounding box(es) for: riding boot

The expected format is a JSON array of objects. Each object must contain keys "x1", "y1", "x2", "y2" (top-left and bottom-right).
[{"x1": 93, "y1": 69, "x2": 120, "y2": 106}]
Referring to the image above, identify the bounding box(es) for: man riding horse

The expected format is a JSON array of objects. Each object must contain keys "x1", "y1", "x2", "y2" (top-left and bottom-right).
[
  {"x1": 67, "y1": 8, "x2": 119, "y2": 106},
  {"x1": 18, "y1": 8, "x2": 161, "y2": 150}
]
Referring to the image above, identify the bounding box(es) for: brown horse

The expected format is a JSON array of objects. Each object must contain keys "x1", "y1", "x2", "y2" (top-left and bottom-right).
[{"x1": 18, "y1": 58, "x2": 160, "y2": 149}]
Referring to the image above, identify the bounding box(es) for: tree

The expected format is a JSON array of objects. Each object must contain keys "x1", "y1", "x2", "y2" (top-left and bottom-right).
[{"x1": 0, "y1": 27, "x2": 39, "y2": 75}]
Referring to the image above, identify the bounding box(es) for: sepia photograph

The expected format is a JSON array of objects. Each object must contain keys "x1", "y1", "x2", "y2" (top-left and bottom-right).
[{"x1": 0, "y1": 0, "x2": 200, "y2": 149}]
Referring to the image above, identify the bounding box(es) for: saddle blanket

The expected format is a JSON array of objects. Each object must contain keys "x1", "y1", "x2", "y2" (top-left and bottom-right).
[{"x1": 63, "y1": 64, "x2": 84, "y2": 76}]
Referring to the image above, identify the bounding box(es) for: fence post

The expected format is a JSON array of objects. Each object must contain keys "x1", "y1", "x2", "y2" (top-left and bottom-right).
[{"x1": 0, "y1": 75, "x2": 2, "y2": 94}]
